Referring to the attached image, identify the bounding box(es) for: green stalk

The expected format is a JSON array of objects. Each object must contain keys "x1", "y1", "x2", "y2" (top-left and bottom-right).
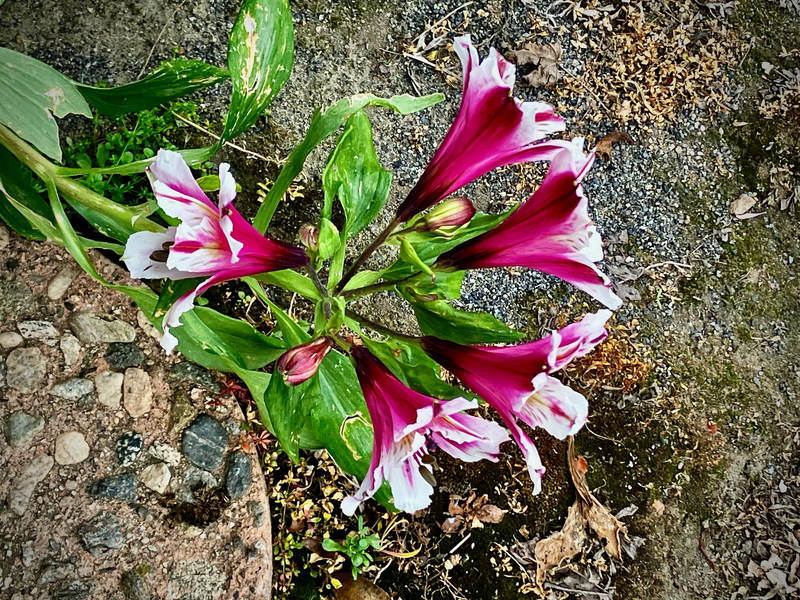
[
  {"x1": 0, "y1": 124, "x2": 162, "y2": 233},
  {"x1": 341, "y1": 271, "x2": 423, "y2": 299}
]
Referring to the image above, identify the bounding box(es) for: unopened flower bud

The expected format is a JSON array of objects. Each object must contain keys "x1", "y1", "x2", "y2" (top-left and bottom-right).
[
  {"x1": 421, "y1": 197, "x2": 476, "y2": 232},
  {"x1": 277, "y1": 337, "x2": 333, "y2": 386},
  {"x1": 299, "y1": 224, "x2": 320, "y2": 252}
]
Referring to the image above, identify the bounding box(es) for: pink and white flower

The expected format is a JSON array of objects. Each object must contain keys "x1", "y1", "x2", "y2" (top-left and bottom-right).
[
  {"x1": 434, "y1": 140, "x2": 622, "y2": 310},
  {"x1": 420, "y1": 310, "x2": 612, "y2": 493},
  {"x1": 122, "y1": 150, "x2": 308, "y2": 353},
  {"x1": 277, "y1": 337, "x2": 333, "y2": 386},
  {"x1": 395, "y1": 34, "x2": 572, "y2": 223},
  {"x1": 342, "y1": 346, "x2": 509, "y2": 515}
]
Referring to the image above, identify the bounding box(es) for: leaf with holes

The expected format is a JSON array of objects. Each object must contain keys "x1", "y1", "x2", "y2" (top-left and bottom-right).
[
  {"x1": 222, "y1": 0, "x2": 294, "y2": 142},
  {"x1": 0, "y1": 47, "x2": 91, "y2": 161}
]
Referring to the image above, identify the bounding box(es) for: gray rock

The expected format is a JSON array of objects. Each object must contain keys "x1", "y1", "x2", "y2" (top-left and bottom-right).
[
  {"x1": 9, "y1": 454, "x2": 54, "y2": 515},
  {"x1": 18, "y1": 320, "x2": 60, "y2": 345},
  {"x1": 38, "y1": 560, "x2": 77, "y2": 585},
  {"x1": 60, "y1": 334, "x2": 81, "y2": 366},
  {"x1": 171, "y1": 362, "x2": 222, "y2": 392},
  {"x1": 0, "y1": 331, "x2": 23, "y2": 349},
  {"x1": 148, "y1": 441, "x2": 181, "y2": 467},
  {"x1": 222, "y1": 418, "x2": 243, "y2": 438},
  {"x1": 0, "y1": 222, "x2": 8, "y2": 250},
  {"x1": 47, "y1": 266, "x2": 80, "y2": 300},
  {"x1": 247, "y1": 500, "x2": 265, "y2": 527},
  {"x1": 54, "y1": 431, "x2": 90, "y2": 465},
  {"x1": 6, "y1": 347, "x2": 47, "y2": 393},
  {"x1": 4, "y1": 411, "x2": 45, "y2": 447},
  {"x1": 116, "y1": 431, "x2": 144, "y2": 466},
  {"x1": 225, "y1": 451, "x2": 252, "y2": 500},
  {"x1": 21, "y1": 540, "x2": 34, "y2": 567},
  {"x1": 167, "y1": 560, "x2": 224, "y2": 600},
  {"x1": 123, "y1": 368, "x2": 153, "y2": 418},
  {"x1": 120, "y1": 569, "x2": 149, "y2": 600},
  {"x1": 50, "y1": 378, "x2": 94, "y2": 402},
  {"x1": 104, "y1": 342, "x2": 144, "y2": 369},
  {"x1": 168, "y1": 389, "x2": 198, "y2": 434},
  {"x1": 182, "y1": 415, "x2": 228, "y2": 471},
  {"x1": 96, "y1": 370, "x2": 123, "y2": 408},
  {"x1": 53, "y1": 578, "x2": 96, "y2": 600},
  {"x1": 79, "y1": 511, "x2": 124, "y2": 557},
  {"x1": 0, "y1": 278, "x2": 35, "y2": 321},
  {"x1": 86, "y1": 473, "x2": 136, "y2": 502},
  {"x1": 68, "y1": 311, "x2": 135, "y2": 344},
  {"x1": 0, "y1": 357, "x2": 4, "y2": 386}
]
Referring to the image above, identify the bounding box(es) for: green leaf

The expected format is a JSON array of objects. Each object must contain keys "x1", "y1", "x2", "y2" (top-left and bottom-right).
[
  {"x1": 399, "y1": 238, "x2": 435, "y2": 279},
  {"x1": 222, "y1": 0, "x2": 294, "y2": 142},
  {"x1": 252, "y1": 270, "x2": 320, "y2": 301},
  {"x1": 322, "y1": 110, "x2": 391, "y2": 238},
  {"x1": 401, "y1": 269, "x2": 465, "y2": 301},
  {"x1": 265, "y1": 369, "x2": 317, "y2": 462},
  {"x1": 76, "y1": 59, "x2": 229, "y2": 119},
  {"x1": 196, "y1": 174, "x2": 242, "y2": 193},
  {"x1": 314, "y1": 350, "x2": 394, "y2": 508},
  {"x1": 54, "y1": 146, "x2": 217, "y2": 177},
  {"x1": 317, "y1": 217, "x2": 341, "y2": 261},
  {"x1": 62, "y1": 195, "x2": 139, "y2": 244},
  {"x1": 0, "y1": 146, "x2": 52, "y2": 240},
  {"x1": 253, "y1": 92, "x2": 444, "y2": 232},
  {"x1": 360, "y1": 336, "x2": 475, "y2": 401},
  {"x1": 0, "y1": 47, "x2": 91, "y2": 161},
  {"x1": 235, "y1": 369, "x2": 274, "y2": 433},
  {"x1": 172, "y1": 306, "x2": 285, "y2": 372},
  {"x1": 404, "y1": 296, "x2": 525, "y2": 344}
]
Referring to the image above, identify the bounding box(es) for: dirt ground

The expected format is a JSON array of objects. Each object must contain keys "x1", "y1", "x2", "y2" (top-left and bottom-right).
[{"x1": 1, "y1": 0, "x2": 800, "y2": 599}]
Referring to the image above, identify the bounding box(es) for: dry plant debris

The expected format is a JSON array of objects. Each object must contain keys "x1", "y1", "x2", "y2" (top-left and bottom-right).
[
  {"x1": 553, "y1": 1, "x2": 741, "y2": 123},
  {"x1": 512, "y1": 41, "x2": 564, "y2": 87},
  {"x1": 594, "y1": 130, "x2": 634, "y2": 162},
  {"x1": 730, "y1": 193, "x2": 765, "y2": 220},
  {"x1": 440, "y1": 491, "x2": 506, "y2": 533}
]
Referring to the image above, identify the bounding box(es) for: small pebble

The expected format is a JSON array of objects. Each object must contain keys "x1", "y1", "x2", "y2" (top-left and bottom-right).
[
  {"x1": 54, "y1": 431, "x2": 90, "y2": 465},
  {"x1": 140, "y1": 462, "x2": 171, "y2": 494},
  {"x1": 6, "y1": 347, "x2": 47, "y2": 393},
  {"x1": 182, "y1": 415, "x2": 228, "y2": 471},
  {"x1": 60, "y1": 334, "x2": 81, "y2": 366},
  {"x1": 47, "y1": 266, "x2": 80, "y2": 300},
  {"x1": 116, "y1": 431, "x2": 144, "y2": 466},
  {"x1": 123, "y1": 368, "x2": 153, "y2": 418},
  {"x1": 50, "y1": 378, "x2": 94, "y2": 402},
  {"x1": 96, "y1": 371, "x2": 124, "y2": 408},
  {"x1": 0, "y1": 331, "x2": 23, "y2": 349},
  {"x1": 3, "y1": 411, "x2": 45, "y2": 447}
]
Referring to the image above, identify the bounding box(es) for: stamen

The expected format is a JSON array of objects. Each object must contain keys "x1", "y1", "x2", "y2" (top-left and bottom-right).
[
  {"x1": 149, "y1": 250, "x2": 169, "y2": 262},
  {"x1": 420, "y1": 465, "x2": 437, "y2": 487},
  {"x1": 162, "y1": 241, "x2": 174, "y2": 251}
]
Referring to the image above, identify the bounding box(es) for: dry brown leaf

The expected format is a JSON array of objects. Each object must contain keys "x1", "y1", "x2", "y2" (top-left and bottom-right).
[
  {"x1": 595, "y1": 131, "x2": 634, "y2": 161},
  {"x1": 440, "y1": 515, "x2": 463, "y2": 534},
  {"x1": 442, "y1": 493, "x2": 505, "y2": 532},
  {"x1": 472, "y1": 503, "x2": 506, "y2": 524},
  {"x1": 533, "y1": 437, "x2": 630, "y2": 584},
  {"x1": 730, "y1": 194, "x2": 765, "y2": 219},
  {"x1": 512, "y1": 42, "x2": 563, "y2": 87},
  {"x1": 333, "y1": 571, "x2": 391, "y2": 600}
]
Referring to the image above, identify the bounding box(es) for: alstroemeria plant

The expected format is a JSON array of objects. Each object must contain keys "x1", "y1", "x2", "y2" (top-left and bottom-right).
[{"x1": 0, "y1": 0, "x2": 622, "y2": 516}]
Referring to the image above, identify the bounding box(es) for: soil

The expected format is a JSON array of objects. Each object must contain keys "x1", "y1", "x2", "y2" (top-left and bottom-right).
[{"x1": 1, "y1": 0, "x2": 800, "y2": 599}]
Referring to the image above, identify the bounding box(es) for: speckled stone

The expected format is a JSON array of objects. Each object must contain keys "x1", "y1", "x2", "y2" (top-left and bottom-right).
[
  {"x1": 6, "y1": 347, "x2": 47, "y2": 393},
  {"x1": 225, "y1": 451, "x2": 252, "y2": 499},
  {"x1": 4, "y1": 412, "x2": 45, "y2": 447},
  {"x1": 86, "y1": 473, "x2": 136, "y2": 502},
  {"x1": 115, "y1": 431, "x2": 144, "y2": 467},
  {"x1": 181, "y1": 415, "x2": 228, "y2": 471},
  {"x1": 68, "y1": 311, "x2": 135, "y2": 344},
  {"x1": 79, "y1": 512, "x2": 124, "y2": 557}
]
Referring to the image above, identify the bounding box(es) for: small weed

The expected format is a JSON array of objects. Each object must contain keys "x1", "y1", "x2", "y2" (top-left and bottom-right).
[
  {"x1": 322, "y1": 516, "x2": 381, "y2": 579},
  {"x1": 63, "y1": 101, "x2": 214, "y2": 206}
]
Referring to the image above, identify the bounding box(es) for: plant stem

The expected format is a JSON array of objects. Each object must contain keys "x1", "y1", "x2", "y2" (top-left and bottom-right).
[
  {"x1": 0, "y1": 124, "x2": 163, "y2": 233},
  {"x1": 334, "y1": 216, "x2": 402, "y2": 295},
  {"x1": 306, "y1": 264, "x2": 329, "y2": 298},
  {"x1": 346, "y1": 310, "x2": 421, "y2": 345},
  {"x1": 341, "y1": 271, "x2": 423, "y2": 299}
]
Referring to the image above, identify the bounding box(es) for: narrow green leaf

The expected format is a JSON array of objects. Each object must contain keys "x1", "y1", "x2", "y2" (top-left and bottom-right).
[
  {"x1": 62, "y1": 195, "x2": 138, "y2": 244},
  {"x1": 0, "y1": 146, "x2": 52, "y2": 240},
  {"x1": 322, "y1": 110, "x2": 391, "y2": 238},
  {"x1": 222, "y1": 0, "x2": 294, "y2": 142},
  {"x1": 404, "y1": 295, "x2": 525, "y2": 344},
  {"x1": 253, "y1": 92, "x2": 444, "y2": 232},
  {"x1": 252, "y1": 270, "x2": 320, "y2": 301},
  {"x1": 54, "y1": 146, "x2": 217, "y2": 177},
  {"x1": 244, "y1": 277, "x2": 310, "y2": 346},
  {"x1": 76, "y1": 59, "x2": 229, "y2": 119},
  {"x1": 0, "y1": 47, "x2": 91, "y2": 161}
]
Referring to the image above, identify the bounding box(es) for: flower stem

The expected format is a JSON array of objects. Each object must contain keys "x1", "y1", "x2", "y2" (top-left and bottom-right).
[
  {"x1": 346, "y1": 310, "x2": 421, "y2": 345},
  {"x1": 333, "y1": 216, "x2": 402, "y2": 295},
  {"x1": 341, "y1": 271, "x2": 423, "y2": 299},
  {"x1": 306, "y1": 264, "x2": 329, "y2": 298}
]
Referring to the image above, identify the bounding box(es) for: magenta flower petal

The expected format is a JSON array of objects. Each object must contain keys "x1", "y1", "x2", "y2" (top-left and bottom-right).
[
  {"x1": 123, "y1": 150, "x2": 309, "y2": 353},
  {"x1": 343, "y1": 346, "x2": 508, "y2": 515},
  {"x1": 395, "y1": 35, "x2": 567, "y2": 223},
  {"x1": 277, "y1": 337, "x2": 333, "y2": 386},
  {"x1": 435, "y1": 141, "x2": 622, "y2": 309},
  {"x1": 420, "y1": 310, "x2": 611, "y2": 490}
]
